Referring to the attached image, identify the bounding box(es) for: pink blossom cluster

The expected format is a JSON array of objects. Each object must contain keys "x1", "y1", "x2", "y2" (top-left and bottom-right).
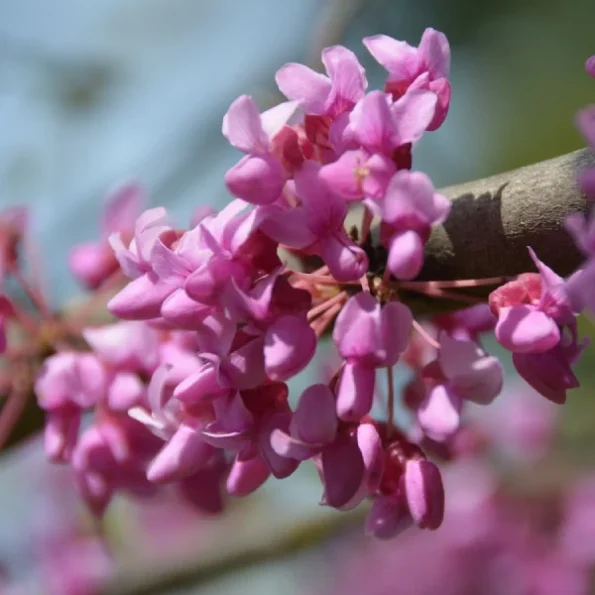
[
  {"x1": 314, "y1": 389, "x2": 595, "y2": 595},
  {"x1": 0, "y1": 32, "x2": 589, "y2": 542}
]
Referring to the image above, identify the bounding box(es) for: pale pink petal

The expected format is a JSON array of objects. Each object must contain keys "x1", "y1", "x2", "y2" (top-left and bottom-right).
[
  {"x1": 418, "y1": 28, "x2": 450, "y2": 79},
  {"x1": 363, "y1": 35, "x2": 419, "y2": 80},
  {"x1": 147, "y1": 424, "x2": 214, "y2": 483},
  {"x1": 392, "y1": 89, "x2": 437, "y2": 145},
  {"x1": 380, "y1": 301, "x2": 413, "y2": 365},
  {"x1": 495, "y1": 305, "x2": 560, "y2": 353},
  {"x1": 226, "y1": 455, "x2": 270, "y2": 496},
  {"x1": 260, "y1": 100, "x2": 300, "y2": 138},
  {"x1": 387, "y1": 230, "x2": 424, "y2": 280},
  {"x1": 322, "y1": 45, "x2": 367, "y2": 113},
  {"x1": 321, "y1": 432, "x2": 364, "y2": 508},
  {"x1": 336, "y1": 362, "x2": 376, "y2": 421},
  {"x1": 317, "y1": 233, "x2": 368, "y2": 283},
  {"x1": 319, "y1": 150, "x2": 366, "y2": 201},
  {"x1": 357, "y1": 423, "x2": 384, "y2": 492},
  {"x1": 275, "y1": 63, "x2": 332, "y2": 114},
  {"x1": 365, "y1": 494, "x2": 413, "y2": 539},
  {"x1": 102, "y1": 181, "x2": 143, "y2": 235},
  {"x1": 107, "y1": 273, "x2": 176, "y2": 320},
  {"x1": 264, "y1": 315, "x2": 316, "y2": 381},
  {"x1": 418, "y1": 384, "x2": 462, "y2": 441},
  {"x1": 225, "y1": 154, "x2": 285, "y2": 205},
  {"x1": 222, "y1": 95, "x2": 268, "y2": 154},
  {"x1": 404, "y1": 458, "x2": 445, "y2": 529},
  {"x1": 291, "y1": 384, "x2": 337, "y2": 444},
  {"x1": 350, "y1": 91, "x2": 396, "y2": 153}
]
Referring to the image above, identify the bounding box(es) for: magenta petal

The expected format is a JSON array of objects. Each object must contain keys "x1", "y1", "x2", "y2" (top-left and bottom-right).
[
  {"x1": 275, "y1": 63, "x2": 332, "y2": 114},
  {"x1": 318, "y1": 233, "x2": 369, "y2": 283},
  {"x1": 577, "y1": 105, "x2": 595, "y2": 149},
  {"x1": 513, "y1": 349, "x2": 579, "y2": 405},
  {"x1": 160, "y1": 289, "x2": 210, "y2": 330},
  {"x1": 259, "y1": 412, "x2": 300, "y2": 479},
  {"x1": 438, "y1": 333, "x2": 503, "y2": 405},
  {"x1": 350, "y1": 90, "x2": 396, "y2": 153},
  {"x1": 102, "y1": 181, "x2": 143, "y2": 235},
  {"x1": 108, "y1": 273, "x2": 175, "y2": 320},
  {"x1": 336, "y1": 362, "x2": 376, "y2": 421},
  {"x1": 361, "y1": 154, "x2": 397, "y2": 199},
  {"x1": 333, "y1": 292, "x2": 383, "y2": 363},
  {"x1": 44, "y1": 409, "x2": 80, "y2": 462},
  {"x1": 387, "y1": 230, "x2": 424, "y2": 280},
  {"x1": 418, "y1": 383, "x2": 462, "y2": 441},
  {"x1": 380, "y1": 301, "x2": 413, "y2": 366},
  {"x1": 224, "y1": 336, "x2": 267, "y2": 389},
  {"x1": 69, "y1": 242, "x2": 117, "y2": 289},
  {"x1": 321, "y1": 433, "x2": 365, "y2": 509},
  {"x1": 319, "y1": 150, "x2": 366, "y2": 201},
  {"x1": 173, "y1": 361, "x2": 228, "y2": 404},
  {"x1": 404, "y1": 458, "x2": 445, "y2": 530},
  {"x1": 578, "y1": 167, "x2": 595, "y2": 199},
  {"x1": 392, "y1": 89, "x2": 437, "y2": 145},
  {"x1": 226, "y1": 455, "x2": 270, "y2": 496},
  {"x1": 291, "y1": 384, "x2": 338, "y2": 445},
  {"x1": 147, "y1": 424, "x2": 214, "y2": 483},
  {"x1": 269, "y1": 429, "x2": 313, "y2": 461},
  {"x1": 322, "y1": 45, "x2": 367, "y2": 113},
  {"x1": 222, "y1": 95, "x2": 268, "y2": 154},
  {"x1": 264, "y1": 315, "x2": 316, "y2": 381},
  {"x1": 107, "y1": 373, "x2": 145, "y2": 411},
  {"x1": 363, "y1": 34, "x2": 419, "y2": 80},
  {"x1": 495, "y1": 305, "x2": 560, "y2": 353},
  {"x1": 177, "y1": 461, "x2": 226, "y2": 514},
  {"x1": 365, "y1": 494, "x2": 413, "y2": 539},
  {"x1": 419, "y1": 28, "x2": 450, "y2": 79},
  {"x1": 357, "y1": 423, "x2": 384, "y2": 492},
  {"x1": 225, "y1": 154, "x2": 285, "y2": 205}
]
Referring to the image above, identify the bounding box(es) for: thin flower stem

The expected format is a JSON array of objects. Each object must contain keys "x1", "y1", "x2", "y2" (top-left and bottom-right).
[
  {"x1": 0, "y1": 386, "x2": 27, "y2": 450},
  {"x1": 360, "y1": 275, "x2": 371, "y2": 292},
  {"x1": 307, "y1": 291, "x2": 347, "y2": 322},
  {"x1": 398, "y1": 276, "x2": 506, "y2": 290},
  {"x1": 386, "y1": 366, "x2": 395, "y2": 438},
  {"x1": 404, "y1": 284, "x2": 485, "y2": 305},
  {"x1": 10, "y1": 266, "x2": 52, "y2": 319},
  {"x1": 311, "y1": 302, "x2": 343, "y2": 337},
  {"x1": 412, "y1": 320, "x2": 440, "y2": 349},
  {"x1": 360, "y1": 207, "x2": 373, "y2": 245}
]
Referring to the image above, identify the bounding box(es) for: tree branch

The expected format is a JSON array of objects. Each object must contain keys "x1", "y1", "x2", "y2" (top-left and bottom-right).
[{"x1": 419, "y1": 148, "x2": 594, "y2": 281}]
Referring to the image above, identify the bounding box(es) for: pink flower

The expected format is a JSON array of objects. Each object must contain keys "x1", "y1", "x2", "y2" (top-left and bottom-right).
[
  {"x1": 333, "y1": 293, "x2": 412, "y2": 420},
  {"x1": 259, "y1": 161, "x2": 369, "y2": 282},
  {"x1": 491, "y1": 248, "x2": 576, "y2": 354},
  {"x1": 373, "y1": 170, "x2": 450, "y2": 280},
  {"x1": 576, "y1": 105, "x2": 595, "y2": 198},
  {"x1": 0, "y1": 294, "x2": 14, "y2": 354},
  {"x1": 276, "y1": 45, "x2": 367, "y2": 117},
  {"x1": 417, "y1": 332, "x2": 503, "y2": 441},
  {"x1": 363, "y1": 28, "x2": 451, "y2": 130},
  {"x1": 0, "y1": 205, "x2": 27, "y2": 285},
  {"x1": 69, "y1": 182, "x2": 143, "y2": 289},
  {"x1": 319, "y1": 89, "x2": 437, "y2": 201},
  {"x1": 223, "y1": 96, "x2": 299, "y2": 204}
]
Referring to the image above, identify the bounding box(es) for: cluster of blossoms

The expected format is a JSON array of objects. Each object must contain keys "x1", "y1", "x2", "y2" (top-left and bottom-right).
[
  {"x1": 0, "y1": 31, "x2": 593, "y2": 543},
  {"x1": 315, "y1": 389, "x2": 595, "y2": 595}
]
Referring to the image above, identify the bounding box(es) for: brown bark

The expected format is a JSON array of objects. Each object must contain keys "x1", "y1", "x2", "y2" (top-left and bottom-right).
[{"x1": 419, "y1": 148, "x2": 594, "y2": 281}]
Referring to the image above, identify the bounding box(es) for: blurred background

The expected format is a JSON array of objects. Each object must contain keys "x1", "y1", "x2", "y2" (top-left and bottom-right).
[{"x1": 1, "y1": 0, "x2": 595, "y2": 593}]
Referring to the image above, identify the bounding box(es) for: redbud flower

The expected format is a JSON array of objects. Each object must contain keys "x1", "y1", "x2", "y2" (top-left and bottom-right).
[
  {"x1": 363, "y1": 28, "x2": 451, "y2": 130},
  {"x1": 0, "y1": 205, "x2": 27, "y2": 284},
  {"x1": 222, "y1": 95, "x2": 298, "y2": 204},
  {"x1": 418, "y1": 332, "x2": 503, "y2": 441},
  {"x1": 576, "y1": 105, "x2": 595, "y2": 198},
  {"x1": 375, "y1": 170, "x2": 450, "y2": 280},
  {"x1": 276, "y1": 45, "x2": 367, "y2": 117},
  {"x1": 69, "y1": 182, "x2": 143, "y2": 289},
  {"x1": 333, "y1": 293, "x2": 412, "y2": 420}
]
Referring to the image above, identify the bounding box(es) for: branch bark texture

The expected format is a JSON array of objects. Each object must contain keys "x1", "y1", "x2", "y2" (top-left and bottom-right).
[{"x1": 419, "y1": 148, "x2": 594, "y2": 281}]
